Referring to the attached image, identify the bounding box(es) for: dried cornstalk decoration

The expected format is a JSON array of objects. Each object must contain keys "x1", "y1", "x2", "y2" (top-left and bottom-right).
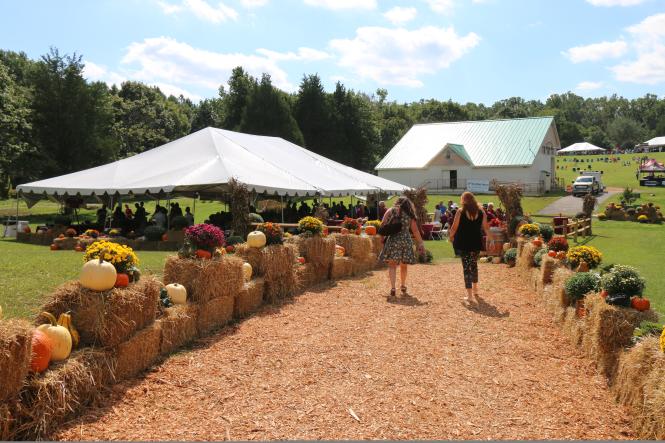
[
  {"x1": 229, "y1": 178, "x2": 251, "y2": 239},
  {"x1": 403, "y1": 187, "x2": 429, "y2": 230},
  {"x1": 582, "y1": 193, "x2": 596, "y2": 234},
  {"x1": 496, "y1": 184, "x2": 523, "y2": 235}
]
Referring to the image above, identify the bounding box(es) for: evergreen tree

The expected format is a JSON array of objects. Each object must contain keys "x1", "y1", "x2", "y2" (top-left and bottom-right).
[
  {"x1": 294, "y1": 74, "x2": 336, "y2": 157},
  {"x1": 223, "y1": 67, "x2": 255, "y2": 131}
]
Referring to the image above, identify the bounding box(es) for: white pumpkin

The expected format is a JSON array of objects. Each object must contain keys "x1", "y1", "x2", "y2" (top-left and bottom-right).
[
  {"x1": 80, "y1": 258, "x2": 117, "y2": 291},
  {"x1": 502, "y1": 242, "x2": 511, "y2": 252},
  {"x1": 335, "y1": 245, "x2": 345, "y2": 257},
  {"x1": 37, "y1": 312, "x2": 72, "y2": 361},
  {"x1": 165, "y1": 283, "x2": 188, "y2": 305},
  {"x1": 242, "y1": 262, "x2": 253, "y2": 282},
  {"x1": 247, "y1": 231, "x2": 266, "y2": 248}
]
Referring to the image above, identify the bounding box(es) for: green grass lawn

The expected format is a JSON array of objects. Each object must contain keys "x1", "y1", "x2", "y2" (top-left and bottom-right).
[{"x1": 0, "y1": 238, "x2": 171, "y2": 319}]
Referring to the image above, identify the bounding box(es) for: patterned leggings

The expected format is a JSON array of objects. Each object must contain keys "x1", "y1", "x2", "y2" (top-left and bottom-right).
[{"x1": 460, "y1": 251, "x2": 480, "y2": 289}]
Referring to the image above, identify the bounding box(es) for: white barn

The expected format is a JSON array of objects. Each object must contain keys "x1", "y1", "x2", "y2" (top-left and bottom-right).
[{"x1": 376, "y1": 117, "x2": 561, "y2": 194}]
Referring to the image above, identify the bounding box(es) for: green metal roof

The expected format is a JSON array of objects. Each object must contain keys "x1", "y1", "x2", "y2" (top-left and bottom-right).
[{"x1": 376, "y1": 116, "x2": 556, "y2": 169}]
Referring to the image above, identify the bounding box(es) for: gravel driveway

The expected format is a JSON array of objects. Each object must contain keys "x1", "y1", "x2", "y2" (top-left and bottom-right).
[{"x1": 538, "y1": 190, "x2": 619, "y2": 216}]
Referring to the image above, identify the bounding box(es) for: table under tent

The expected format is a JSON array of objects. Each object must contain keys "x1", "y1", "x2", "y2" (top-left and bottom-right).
[{"x1": 14, "y1": 127, "x2": 408, "y2": 239}]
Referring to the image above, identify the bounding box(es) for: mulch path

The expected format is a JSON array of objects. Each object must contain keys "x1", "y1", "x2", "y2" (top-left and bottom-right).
[{"x1": 53, "y1": 263, "x2": 633, "y2": 440}]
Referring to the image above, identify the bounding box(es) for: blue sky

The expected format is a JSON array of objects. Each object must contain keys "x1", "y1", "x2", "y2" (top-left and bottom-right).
[{"x1": 1, "y1": 0, "x2": 664, "y2": 104}]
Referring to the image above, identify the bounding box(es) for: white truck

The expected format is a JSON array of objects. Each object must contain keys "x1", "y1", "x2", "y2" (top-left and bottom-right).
[{"x1": 572, "y1": 171, "x2": 604, "y2": 197}]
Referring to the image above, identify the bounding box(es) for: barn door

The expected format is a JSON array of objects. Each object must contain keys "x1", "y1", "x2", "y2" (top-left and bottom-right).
[{"x1": 450, "y1": 170, "x2": 457, "y2": 189}]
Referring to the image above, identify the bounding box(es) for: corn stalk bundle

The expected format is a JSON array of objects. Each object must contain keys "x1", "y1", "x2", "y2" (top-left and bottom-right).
[
  {"x1": 229, "y1": 178, "x2": 250, "y2": 239},
  {"x1": 403, "y1": 187, "x2": 429, "y2": 230}
]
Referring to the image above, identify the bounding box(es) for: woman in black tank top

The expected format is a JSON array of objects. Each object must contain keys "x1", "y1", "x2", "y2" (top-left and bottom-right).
[{"x1": 449, "y1": 192, "x2": 490, "y2": 305}]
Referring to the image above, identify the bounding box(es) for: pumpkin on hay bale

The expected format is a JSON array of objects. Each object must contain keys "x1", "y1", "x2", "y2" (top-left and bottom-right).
[
  {"x1": 158, "y1": 304, "x2": 198, "y2": 355},
  {"x1": 234, "y1": 243, "x2": 265, "y2": 277},
  {"x1": 0, "y1": 320, "x2": 32, "y2": 403},
  {"x1": 163, "y1": 255, "x2": 244, "y2": 304},
  {"x1": 37, "y1": 277, "x2": 160, "y2": 348},
  {"x1": 196, "y1": 295, "x2": 234, "y2": 337},
  {"x1": 581, "y1": 293, "x2": 658, "y2": 380},
  {"x1": 112, "y1": 322, "x2": 161, "y2": 381},
  {"x1": 262, "y1": 244, "x2": 297, "y2": 303},
  {"x1": 234, "y1": 278, "x2": 265, "y2": 319},
  {"x1": 330, "y1": 256, "x2": 354, "y2": 280},
  {"x1": 12, "y1": 348, "x2": 116, "y2": 440}
]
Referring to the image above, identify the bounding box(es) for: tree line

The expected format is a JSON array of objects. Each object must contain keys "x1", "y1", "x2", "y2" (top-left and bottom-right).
[{"x1": 2, "y1": 47, "x2": 665, "y2": 198}]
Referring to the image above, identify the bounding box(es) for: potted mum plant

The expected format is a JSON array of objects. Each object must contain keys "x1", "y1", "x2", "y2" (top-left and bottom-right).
[
  {"x1": 182, "y1": 223, "x2": 225, "y2": 259},
  {"x1": 298, "y1": 216, "x2": 324, "y2": 236},
  {"x1": 341, "y1": 217, "x2": 361, "y2": 234},
  {"x1": 257, "y1": 222, "x2": 284, "y2": 245}
]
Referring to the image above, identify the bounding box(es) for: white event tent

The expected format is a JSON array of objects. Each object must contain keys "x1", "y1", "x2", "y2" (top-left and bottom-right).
[
  {"x1": 556, "y1": 142, "x2": 606, "y2": 155},
  {"x1": 17, "y1": 127, "x2": 408, "y2": 207}
]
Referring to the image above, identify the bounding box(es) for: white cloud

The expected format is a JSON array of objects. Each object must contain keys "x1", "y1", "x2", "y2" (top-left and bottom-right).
[
  {"x1": 576, "y1": 81, "x2": 604, "y2": 91},
  {"x1": 121, "y1": 36, "x2": 302, "y2": 92},
  {"x1": 329, "y1": 26, "x2": 480, "y2": 87},
  {"x1": 154, "y1": 82, "x2": 202, "y2": 100},
  {"x1": 158, "y1": 0, "x2": 238, "y2": 23},
  {"x1": 255, "y1": 47, "x2": 331, "y2": 61},
  {"x1": 82, "y1": 61, "x2": 126, "y2": 86},
  {"x1": 383, "y1": 7, "x2": 418, "y2": 25},
  {"x1": 240, "y1": 0, "x2": 268, "y2": 7},
  {"x1": 586, "y1": 0, "x2": 647, "y2": 6},
  {"x1": 563, "y1": 40, "x2": 628, "y2": 63},
  {"x1": 303, "y1": 0, "x2": 376, "y2": 10},
  {"x1": 426, "y1": 0, "x2": 454, "y2": 14},
  {"x1": 610, "y1": 13, "x2": 665, "y2": 84}
]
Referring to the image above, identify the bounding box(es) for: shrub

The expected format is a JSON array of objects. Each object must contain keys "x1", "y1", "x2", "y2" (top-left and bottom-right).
[
  {"x1": 600, "y1": 265, "x2": 646, "y2": 297},
  {"x1": 533, "y1": 248, "x2": 549, "y2": 267},
  {"x1": 518, "y1": 223, "x2": 540, "y2": 237},
  {"x1": 144, "y1": 225, "x2": 166, "y2": 241},
  {"x1": 597, "y1": 213, "x2": 607, "y2": 221},
  {"x1": 226, "y1": 235, "x2": 244, "y2": 246},
  {"x1": 298, "y1": 216, "x2": 323, "y2": 235},
  {"x1": 537, "y1": 224, "x2": 554, "y2": 242},
  {"x1": 184, "y1": 223, "x2": 225, "y2": 251},
  {"x1": 567, "y1": 245, "x2": 602, "y2": 269},
  {"x1": 564, "y1": 272, "x2": 600, "y2": 302},
  {"x1": 547, "y1": 236, "x2": 569, "y2": 252},
  {"x1": 171, "y1": 215, "x2": 190, "y2": 230},
  {"x1": 504, "y1": 248, "x2": 518, "y2": 263}
]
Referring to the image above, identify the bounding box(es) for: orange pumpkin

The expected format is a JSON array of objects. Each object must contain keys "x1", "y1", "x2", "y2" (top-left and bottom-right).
[
  {"x1": 532, "y1": 239, "x2": 543, "y2": 248},
  {"x1": 195, "y1": 249, "x2": 212, "y2": 260},
  {"x1": 50, "y1": 244, "x2": 59, "y2": 251},
  {"x1": 600, "y1": 289, "x2": 608, "y2": 298},
  {"x1": 58, "y1": 234, "x2": 65, "y2": 239},
  {"x1": 31, "y1": 330, "x2": 52, "y2": 373},
  {"x1": 355, "y1": 228, "x2": 361, "y2": 235},
  {"x1": 365, "y1": 225, "x2": 377, "y2": 236},
  {"x1": 162, "y1": 233, "x2": 168, "y2": 241},
  {"x1": 23, "y1": 226, "x2": 31, "y2": 234},
  {"x1": 556, "y1": 251, "x2": 566, "y2": 260},
  {"x1": 322, "y1": 227, "x2": 329, "y2": 236},
  {"x1": 547, "y1": 250, "x2": 557, "y2": 258},
  {"x1": 225, "y1": 245, "x2": 235, "y2": 253},
  {"x1": 631, "y1": 297, "x2": 650, "y2": 311},
  {"x1": 115, "y1": 273, "x2": 130, "y2": 288},
  {"x1": 340, "y1": 228, "x2": 349, "y2": 235}
]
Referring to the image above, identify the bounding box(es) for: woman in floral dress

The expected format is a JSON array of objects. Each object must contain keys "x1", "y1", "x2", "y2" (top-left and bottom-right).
[{"x1": 379, "y1": 197, "x2": 425, "y2": 298}]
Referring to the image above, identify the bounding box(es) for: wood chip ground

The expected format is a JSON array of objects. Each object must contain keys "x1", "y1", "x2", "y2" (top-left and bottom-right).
[{"x1": 52, "y1": 263, "x2": 634, "y2": 440}]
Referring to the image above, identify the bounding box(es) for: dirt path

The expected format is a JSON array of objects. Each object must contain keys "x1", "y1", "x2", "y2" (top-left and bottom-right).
[{"x1": 53, "y1": 263, "x2": 633, "y2": 440}]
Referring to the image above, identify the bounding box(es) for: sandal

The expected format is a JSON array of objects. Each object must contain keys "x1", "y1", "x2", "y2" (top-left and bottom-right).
[
  {"x1": 389, "y1": 288, "x2": 396, "y2": 298},
  {"x1": 400, "y1": 286, "x2": 407, "y2": 296}
]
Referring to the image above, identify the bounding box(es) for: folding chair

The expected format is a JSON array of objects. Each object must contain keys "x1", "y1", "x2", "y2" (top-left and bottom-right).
[{"x1": 430, "y1": 223, "x2": 444, "y2": 240}]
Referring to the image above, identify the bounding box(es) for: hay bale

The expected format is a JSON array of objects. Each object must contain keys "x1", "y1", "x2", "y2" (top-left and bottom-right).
[
  {"x1": 370, "y1": 235, "x2": 383, "y2": 255},
  {"x1": 352, "y1": 253, "x2": 378, "y2": 276},
  {"x1": 330, "y1": 257, "x2": 354, "y2": 280},
  {"x1": 295, "y1": 235, "x2": 336, "y2": 270},
  {"x1": 331, "y1": 233, "x2": 371, "y2": 260},
  {"x1": 582, "y1": 293, "x2": 658, "y2": 380},
  {"x1": 53, "y1": 237, "x2": 78, "y2": 250},
  {"x1": 562, "y1": 307, "x2": 586, "y2": 346},
  {"x1": 516, "y1": 237, "x2": 527, "y2": 257},
  {"x1": 517, "y1": 242, "x2": 538, "y2": 274},
  {"x1": 613, "y1": 337, "x2": 661, "y2": 412},
  {"x1": 196, "y1": 296, "x2": 234, "y2": 336},
  {"x1": 158, "y1": 304, "x2": 198, "y2": 355},
  {"x1": 12, "y1": 348, "x2": 116, "y2": 440},
  {"x1": 38, "y1": 277, "x2": 160, "y2": 348},
  {"x1": 540, "y1": 255, "x2": 559, "y2": 285},
  {"x1": 163, "y1": 255, "x2": 244, "y2": 304},
  {"x1": 636, "y1": 352, "x2": 665, "y2": 439},
  {"x1": 551, "y1": 267, "x2": 575, "y2": 308},
  {"x1": 234, "y1": 243, "x2": 265, "y2": 277},
  {"x1": 295, "y1": 264, "x2": 318, "y2": 291},
  {"x1": 234, "y1": 278, "x2": 264, "y2": 319},
  {"x1": 0, "y1": 401, "x2": 15, "y2": 440},
  {"x1": 113, "y1": 322, "x2": 161, "y2": 381},
  {"x1": 263, "y1": 244, "x2": 297, "y2": 302},
  {"x1": 0, "y1": 320, "x2": 32, "y2": 402}
]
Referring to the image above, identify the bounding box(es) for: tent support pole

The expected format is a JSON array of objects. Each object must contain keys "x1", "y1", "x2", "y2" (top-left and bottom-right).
[
  {"x1": 193, "y1": 195, "x2": 197, "y2": 224},
  {"x1": 166, "y1": 195, "x2": 171, "y2": 230},
  {"x1": 280, "y1": 195, "x2": 284, "y2": 223}
]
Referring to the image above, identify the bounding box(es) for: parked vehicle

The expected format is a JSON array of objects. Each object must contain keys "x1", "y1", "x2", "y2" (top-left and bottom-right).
[{"x1": 572, "y1": 171, "x2": 604, "y2": 197}]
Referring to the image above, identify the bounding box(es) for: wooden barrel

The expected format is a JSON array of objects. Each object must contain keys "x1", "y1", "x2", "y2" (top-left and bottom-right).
[{"x1": 487, "y1": 227, "x2": 507, "y2": 256}]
